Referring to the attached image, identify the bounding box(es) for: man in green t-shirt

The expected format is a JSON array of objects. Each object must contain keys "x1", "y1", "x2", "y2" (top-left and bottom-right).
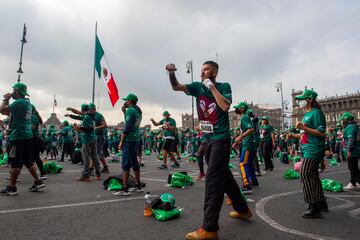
[
  {"x1": 232, "y1": 102, "x2": 259, "y2": 193},
  {"x1": 259, "y1": 116, "x2": 275, "y2": 171},
  {"x1": 0, "y1": 83, "x2": 45, "y2": 195},
  {"x1": 165, "y1": 61, "x2": 251, "y2": 240},
  {"x1": 59, "y1": 120, "x2": 75, "y2": 162},
  {"x1": 31, "y1": 104, "x2": 46, "y2": 179},
  {"x1": 150, "y1": 111, "x2": 180, "y2": 169},
  {"x1": 112, "y1": 93, "x2": 143, "y2": 196},
  {"x1": 339, "y1": 112, "x2": 360, "y2": 190}
]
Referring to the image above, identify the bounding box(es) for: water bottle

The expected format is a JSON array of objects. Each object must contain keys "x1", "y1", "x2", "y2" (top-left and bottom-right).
[{"x1": 144, "y1": 192, "x2": 152, "y2": 217}]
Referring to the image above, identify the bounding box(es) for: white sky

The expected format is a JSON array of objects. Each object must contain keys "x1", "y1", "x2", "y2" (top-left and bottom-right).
[{"x1": 0, "y1": 0, "x2": 359, "y2": 126}]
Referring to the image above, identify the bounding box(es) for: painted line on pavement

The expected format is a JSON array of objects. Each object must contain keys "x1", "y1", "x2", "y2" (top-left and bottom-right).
[
  {"x1": 255, "y1": 190, "x2": 344, "y2": 240},
  {"x1": 0, "y1": 196, "x2": 144, "y2": 215}
]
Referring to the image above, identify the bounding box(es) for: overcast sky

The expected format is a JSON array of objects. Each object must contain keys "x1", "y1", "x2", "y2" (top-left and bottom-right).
[{"x1": 1, "y1": 0, "x2": 359, "y2": 126}]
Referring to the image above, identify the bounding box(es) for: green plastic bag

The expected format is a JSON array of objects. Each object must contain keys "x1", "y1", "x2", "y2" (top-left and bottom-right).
[
  {"x1": 0, "y1": 153, "x2": 7, "y2": 165},
  {"x1": 329, "y1": 158, "x2": 339, "y2": 166},
  {"x1": 152, "y1": 208, "x2": 181, "y2": 221},
  {"x1": 144, "y1": 150, "x2": 151, "y2": 156},
  {"x1": 157, "y1": 155, "x2": 163, "y2": 160},
  {"x1": 170, "y1": 172, "x2": 194, "y2": 188},
  {"x1": 43, "y1": 161, "x2": 63, "y2": 174},
  {"x1": 188, "y1": 156, "x2": 197, "y2": 162},
  {"x1": 182, "y1": 152, "x2": 188, "y2": 157},
  {"x1": 108, "y1": 178, "x2": 123, "y2": 191},
  {"x1": 116, "y1": 151, "x2": 122, "y2": 157},
  {"x1": 228, "y1": 163, "x2": 236, "y2": 169},
  {"x1": 283, "y1": 169, "x2": 300, "y2": 179},
  {"x1": 321, "y1": 179, "x2": 343, "y2": 192}
]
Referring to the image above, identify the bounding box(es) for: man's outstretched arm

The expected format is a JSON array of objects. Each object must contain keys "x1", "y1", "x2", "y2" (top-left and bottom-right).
[{"x1": 166, "y1": 63, "x2": 188, "y2": 92}]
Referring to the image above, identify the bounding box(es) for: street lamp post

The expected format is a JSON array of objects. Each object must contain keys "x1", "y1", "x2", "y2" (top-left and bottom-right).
[
  {"x1": 275, "y1": 82, "x2": 287, "y2": 130},
  {"x1": 186, "y1": 60, "x2": 194, "y2": 130},
  {"x1": 17, "y1": 24, "x2": 27, "y2": 83}
]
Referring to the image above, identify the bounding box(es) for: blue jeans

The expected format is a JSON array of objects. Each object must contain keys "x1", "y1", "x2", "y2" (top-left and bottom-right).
[{"x1": 121, "y1": 141, "x2": 139, "y2": 171}]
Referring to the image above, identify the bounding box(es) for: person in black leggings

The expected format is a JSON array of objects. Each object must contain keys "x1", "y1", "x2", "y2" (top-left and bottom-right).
[{"x1": 259, "y1": 116, "x2": 275, "y2": 171}]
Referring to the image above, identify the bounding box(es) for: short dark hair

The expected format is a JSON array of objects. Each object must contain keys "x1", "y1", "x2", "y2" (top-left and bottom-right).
[{"x1": 203, "y1": 61, "x2": 219, "y2": 70}]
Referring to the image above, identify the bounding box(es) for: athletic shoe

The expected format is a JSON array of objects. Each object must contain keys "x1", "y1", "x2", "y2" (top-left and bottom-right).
[
  {"x1": 241, "y1": 185, "x2": 253, "y2": 194},
  {"x1": 29, "y1": 180, "x2": 46, "y2": 192},
  {"x1": 3, "y1": 177, "x2": 20, "y2": 182},
  {"x1": 112, "y1": 189, "x2": 130, "y2": 196},
  {"x1": 302, "y1": 204, "x2": 321, "y2": 218},
  {"x1": 95, "y1": 175, "x2": 102, "y2": 180},
  {"x1": 343, "y1": 182, "x2": 357, "y2": 191},
  {"x1": 251, "y1": 182, "x2": 260, "y2": 189},
  {"x1": 101, "y1": 166, "x2": 110, "y2": 173},
  {"x1": 140, "y1": 163, "x2": 145, "y2": 167},
  {"x1": 171, "y1": 163, "x2": 180, "y2": 168},
  {"x1": 158, "y1": 164, "x2": 168, "y2": 170},
  {"x1": 356, "y1": 182, "x2": 360, "y2": 187},
  {"x1": 77, "y1": 175, "x2": 91, "y2": 182},
  {"x1": 129, "y1": 184, "x2": 143, "y2": 193},
  {"x1": 0, "y1": 185, "x2": 18, "y2": 196},
  {"x1": 196, "y1": 173, "x2": 205, "y2": 181},
  {"x1": 40, "y1": 175, "x2": 48, "y2": 180},
  {"x1": 185, "y1": 227, "x2": 218, "y2": 240},
  {"x1": 229, "y1": 208, "x2": 253, "y2": 220},
  {"x1": 177, "y1": 157, "x2": 181, "y2": 160}
]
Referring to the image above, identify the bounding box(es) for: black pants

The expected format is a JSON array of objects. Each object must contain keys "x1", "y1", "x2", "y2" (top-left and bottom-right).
[
  {"x1": 203, "y1": 139, "x2": 249, "y2": 232},
  {"x1": 300, "y1": 158, "x2": 325, "y2": 204},
  {"x1": 31, "y1": 138, "x2": 45, "y2": 176},
  {"x1": 348, "y1": 156, "x2": 360, "y2": 185},
  {"x1": 61, "y1": 142, "x2": 74, "y2": 161},
  {"x1": 197, "y1": 142, "x2": 206, "y2": 174},
  {"x1": 261, "y1": 141, "x2": 273, "y2": 170}
]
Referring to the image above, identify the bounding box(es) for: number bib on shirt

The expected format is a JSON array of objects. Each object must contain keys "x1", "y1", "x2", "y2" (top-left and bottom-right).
[{"x1": 200, "y1": 121, "x2": 214, "y2": 133}]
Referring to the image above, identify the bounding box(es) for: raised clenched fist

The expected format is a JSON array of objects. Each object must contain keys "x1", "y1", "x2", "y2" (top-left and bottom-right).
[{"x1": 165, "y1": 64, "x2": 177, "y2": 73}]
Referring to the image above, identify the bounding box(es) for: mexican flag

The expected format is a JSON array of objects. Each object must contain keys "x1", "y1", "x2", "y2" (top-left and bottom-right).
[{"x1": 95, "y1": 35, "x2": 119, "y2": 107}]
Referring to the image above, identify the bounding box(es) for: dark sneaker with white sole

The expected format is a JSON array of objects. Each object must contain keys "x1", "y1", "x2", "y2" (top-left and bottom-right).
[
  {"x1": 0, "y1": 185, "x2": 18, "y2": 196},
  {"x1": 29, "y1": 180, "x2": 46, "y2": 192},
  {"x1": 112, "y1": 188, "x2": 130, "y2": 196},
  {"x1": 129, "y1": 184, "x2": 143, "y2": 193}
]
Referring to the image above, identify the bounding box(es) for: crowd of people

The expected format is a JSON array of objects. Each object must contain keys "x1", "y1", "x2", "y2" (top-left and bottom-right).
[{"x1": 0, "y1": 61, "x2": 359, "y2": 240}]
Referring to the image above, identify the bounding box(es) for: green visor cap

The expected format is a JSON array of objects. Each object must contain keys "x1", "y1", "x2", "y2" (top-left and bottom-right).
[
  {"x1": 261, "y1": 116, "x2": 269, "y2": 121},
  {"x1": 233, "y1": 102, "x2": 248, "y2": 109},
  {"x1": 12, "y1": 82, "x2": 29, "y2": 96},
  {"x1": 121, "y1": 93, "x2": 138, "y2": 103},
  {"x1": 163, "y1": 111, "x2": 170, "y2": 116},
  {"x1": 81, "y1": 103, "x2": 90, "y2": 112},
  {"x1": 339, "y1": 112, "x2": 354, "y2": 121},
  {"x1": 89, "y1": 103, "x2": 96, "y2": 109},
  {"x1": 295, "y1": 89, "x2": 318, "y2": 100}
]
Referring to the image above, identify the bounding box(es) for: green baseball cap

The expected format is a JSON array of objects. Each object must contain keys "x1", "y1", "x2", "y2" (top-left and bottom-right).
[
  {"x1": 89, "y1": 103, "x2": 96, "y2": 109},
  {"x1": 295, "y1": 89, "x2": 318, "y2": 100},
  {"x1": 122, "y1": 93, "x2": 138, "y2": 103},
  {"x1": 163, "y1": 111, "x2": 170, "y2": 116},
  {"x1": 81, "y1": 103, "x2": 90, "y2": 112},
  {"x1": 233, "y1": 102, "x2": 248, "y2": 110},
  {"x1": 160, "y1": 193, "x2": 176, "y2": 207},
  {"x1": 12, "y1": 82, "x2": 29, "y2": 96},
  {"x1": 261, "y1": 116, "x2": 269, "y2": 121},
  {"x1": 63, "y1": 120, "x2": 69, "y2": 125},
  {"x1": 339, "y1": 112, "x2": 354, "y2": 121}
]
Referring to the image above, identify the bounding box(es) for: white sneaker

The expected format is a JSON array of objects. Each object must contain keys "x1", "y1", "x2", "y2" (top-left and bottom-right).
[
  {"x1": 112, "y1": 190, "x2": 130, "y2": 196},
  {"x1": 356, "y1": 182, "x2": 360, "y2": 187},
  {"x1": 343, "y1": 183, "x2": 357, "y2": 191}
]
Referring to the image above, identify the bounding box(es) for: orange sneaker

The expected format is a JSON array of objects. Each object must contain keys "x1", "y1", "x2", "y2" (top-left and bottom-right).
[
  {"x1": 186, "y1": 227, "x2": 218, "y2": 240},
  {"x1": 95, "y1": 175, "x2": 102, "y2": 180},
  {"x1": 226, "y1": 197, "x2": 232, "y2": 205},
  {"x1": 229, "y1": 208, "x2": 253, "y2": 220}
]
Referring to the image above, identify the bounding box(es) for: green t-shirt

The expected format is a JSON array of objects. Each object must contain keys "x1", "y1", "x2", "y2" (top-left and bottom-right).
[
  {"x1": 240, "y1": 114, "x2": 254, "y2": 151},
  {"x1": 31, "y1": 114, "x2": 40, "y2": 138},
  {"x1": 259, "y1": 125, "x2": 274, "y2": 143},
  {"x1": 62, "y1": 126, "x2": 74, "y2": 144},
  {"x1": 300, "y1": 108, "x2": 326, "y2": 160},
  {"x1": 159, "y1": 117, "x2": 176, "y2": 138},
  {"x1": 343, "y1": 123, "x2": 360, "y2": 158},
  {"x1": 81, "y1": 114, "x2": 96, "y2": 144},
  {"x1": 185, "y1": 81, "x2": 231, "y2": 140},
  {"x1": 94, "y1": 112, "x2": 106, "y2": 135},
  {"x1": 123, "y1": 106, "x2": 142, "y2": 142},
  {"x1": 9, "y1": 98, "x2": 33, "y2": 141}
]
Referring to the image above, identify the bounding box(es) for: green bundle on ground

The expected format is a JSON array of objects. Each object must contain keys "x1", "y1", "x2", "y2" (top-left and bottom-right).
[
  {"x1": 170, "y1": 172, "x2": 194, "y2": 188},
  {"x1": 228, "y1": 163, "x2": 236, "y2": 169},
  {"x1": 291, "y1": 156, "x2": 301, "y2": 163},
  {"x1": 329, "y1": 158, "x2": 339, "y2": 166},
  {"x1": 116, "y1": 151, "x2": 122, "y2": 157},
  {"x1": 144, "y1": 150, "x2": 151, "y2": 156},
  {"x1": 283, "y1": 169, "x2": 300, "y2": 179},
  {"x1": 0, "y1": 153, "x2": 7, "y2": 165},
  {"x1": 108, "y1": 178, "x2": 123, "y2": 191},
  {"x1": 43, "y1": 161, "x2": 63, "y2": 174},
  {"x1": 182, "y1": 152, "x2": 189, "y2": 157},
  {"x1": 188, "y1": 156, "x2": 197, "y2": 163},
  {"x1": 152, "y1": 208, "x2": 181, "y2": 221},
  {"x1": 321, "y1": 179, "x2": 343, "y2": 192}
]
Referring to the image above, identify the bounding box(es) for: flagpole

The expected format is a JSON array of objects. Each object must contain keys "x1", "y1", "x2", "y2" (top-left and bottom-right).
[
  {"x1": 53, "y1": 94, "x2": 55, "y2": 114},
  {"x1": 92, "y1": 22, "x2": 98, "y2": 103}
]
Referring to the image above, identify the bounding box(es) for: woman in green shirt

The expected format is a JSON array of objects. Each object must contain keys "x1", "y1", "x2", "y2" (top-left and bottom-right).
[
  {"x1": 290, "y1": 89, "x2": 327, "y2": 218},
  {"x1": 259, "y1": 116, "x2": 275, "y2": 171}
]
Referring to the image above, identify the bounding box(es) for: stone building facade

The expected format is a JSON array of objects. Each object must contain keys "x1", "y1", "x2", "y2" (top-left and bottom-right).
[
  {"x1": 42, "y1": 113, "x2": 61, "y2": 130},
  {"x1": 291, "y1": 89, "x2": 360, "y2": 128}
]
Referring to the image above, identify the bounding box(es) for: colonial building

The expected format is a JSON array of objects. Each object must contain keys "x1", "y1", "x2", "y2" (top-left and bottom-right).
[
  {"x1": 291, "y1": 89, "x2": 360, "y2": 128},
  {"x1": 42, "y1": 113, "x2": 61, "y2": 130},
  {"x1": 181, "y1": 113, "x2": 199, "y2": 131}
]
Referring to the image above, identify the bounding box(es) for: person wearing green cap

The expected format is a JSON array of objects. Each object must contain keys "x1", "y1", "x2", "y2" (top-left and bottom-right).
[
  {"x1": 289, "y1": 88, "x2": 328, "y2": 218},
  {"x1": 334, "y1": 123, "x2": 345, "y2": 162},
  {"x1": 339, "y1": 112, "x2": 360, "y2": 190},
  {"x1": 59, "y1": 120, "x2": 75, "y2": 162},
  {"x1": 259, "y1": 116, "x2": 275, "y2": 171},
  {"x1": 112, "y1": 93, "x2": 143, "y2": 196},
  {"x1": 0, "y1": 83, "x2": 45, "y2": 195},
  {"x1": 150, "y1": 111, "x2": 180, "y2": 169},
  {"x1": 89, "y1": 103, "x2": 110, "y2": 173},
  {"x1": 232, "y1": 102, "x2": 259, "y2": 193},
  {"x1": 66, "y1": 104, "x2": 101, "y2": 181},
  {"x1": 165, "y1": 61, "x2": 251, "y2": 240}
]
